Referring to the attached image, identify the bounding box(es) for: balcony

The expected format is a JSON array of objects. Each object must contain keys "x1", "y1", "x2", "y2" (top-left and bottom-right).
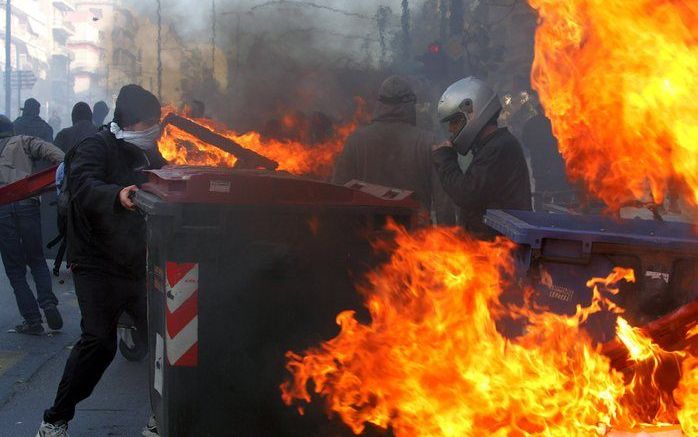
[
  {"x1": 53, "y1": 1, "x2": 75, "y2": 13},
  {"x1": 53, "y1": 18, "x2": 76, "y2": 40},
  {"x1": 52, "y1": 46, "x2": 74, "y2": 61}
]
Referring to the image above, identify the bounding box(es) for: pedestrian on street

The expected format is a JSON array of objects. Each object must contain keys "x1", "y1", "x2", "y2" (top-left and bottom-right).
[
  {"x1": 92, "y1": 100, "x2": 109, "y2": 128},
  {"x1": 13, "y1": 98, "x2": 54, "y2": 142},
  {"x1": 0, "y1": 115, "x2": 65, "y2": 335},
  {"x1": 54, "y1": 103, "x2": 98, "y2": 154},
  {"x1": 37, "y1": 84, "x2": 167, "y2": 437},
  {"x1": 332, "y1": 75, "x2": 456, "y2": 225},
  {"x1": 432, "y1": 77, "x2": 532, "y2": 239}
]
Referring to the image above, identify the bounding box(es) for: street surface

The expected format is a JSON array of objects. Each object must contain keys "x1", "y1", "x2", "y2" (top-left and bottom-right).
[{"x1": 0, "y1": 263, "x2": 149, "y2": 436}]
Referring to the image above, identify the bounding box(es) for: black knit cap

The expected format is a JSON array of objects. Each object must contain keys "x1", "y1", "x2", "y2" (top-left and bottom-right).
[
  {"x1": 71, "y1": 102, "x2": 92, "y2": 125},
  {"x1": 0, "y1": 115, "x2": 13, "y2": 137},
  {"x1": 113, "y1": 84, "x2": 161, "y2": 128}
]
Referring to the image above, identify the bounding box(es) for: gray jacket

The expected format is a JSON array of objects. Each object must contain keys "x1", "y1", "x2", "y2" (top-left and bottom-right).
[
  {"x1": 0, "y1": 135, "x2": 64, "y2": 186},
  {"x1": 332, "y1": 100, "x2": 456, "y2": 225}
]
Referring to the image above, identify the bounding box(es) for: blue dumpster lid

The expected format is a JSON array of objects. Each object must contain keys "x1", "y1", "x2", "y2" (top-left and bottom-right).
[{"x1": 484, "y1": 209, "x2": 698, "y2": 252}]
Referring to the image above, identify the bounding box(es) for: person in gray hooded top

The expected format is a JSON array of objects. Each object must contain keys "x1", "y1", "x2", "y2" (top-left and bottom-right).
[
  {"x1": 0, "y1": 115, "x2": 64, "y2": 335},
  {"x1": 332, "y1": 75, "x2": 455, "y2": 225}
]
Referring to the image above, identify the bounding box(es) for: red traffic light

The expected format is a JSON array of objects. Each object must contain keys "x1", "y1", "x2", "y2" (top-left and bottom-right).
[{"x1": 428, "y1": 42, "x2": 441, "y2": 55}]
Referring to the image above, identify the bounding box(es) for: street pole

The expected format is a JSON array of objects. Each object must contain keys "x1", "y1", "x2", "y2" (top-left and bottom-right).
[
  {"x1": 211, "y1": 0, "x2": 215, "y2": 78},
  {"x1": 401, "y1": 0, "x2": 411, "y2": 62},
  {"x1": 15, "y1": 44, "x2": 18, "y2": 115},
  {"x1": 156, "y1": 0, "x2": 162, "y2": 101},
  {"x1": 5, "y1": 0, "x2": 11, "y2": 115},
  {"x1": 235, "y1": 13, "x2": 240, "y2": 82}
]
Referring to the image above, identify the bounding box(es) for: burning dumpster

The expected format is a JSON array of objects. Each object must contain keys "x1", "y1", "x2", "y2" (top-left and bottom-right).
[
  {"x1": 134, "y1": 167, "x2": 419, "y2": 437},
  {"x1": 484, "y1": 209, "x2": 698, "y2": 341}
]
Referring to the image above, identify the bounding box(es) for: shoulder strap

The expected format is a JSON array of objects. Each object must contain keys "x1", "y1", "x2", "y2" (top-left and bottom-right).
[{"x1": 97, "y1": 129, "x2": 118, "y2": 148}]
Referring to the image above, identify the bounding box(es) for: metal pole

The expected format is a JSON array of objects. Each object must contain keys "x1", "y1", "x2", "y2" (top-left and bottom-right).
[
  {"x1": 235, "y1": 13, "x2": 240, "y2": 82},
  {"x1": 5, "y1": 0, "x2": 11, "y2": 115},
  {"x1": 15, "y1": 43, "x2": 18, "y2": 115},
  {"x1": 401, "y1": 0, "x2": 411, "y2": 62},
  {"x1": 156, "y1": 0, "x2": 162, "y2": 101},
  {"x1": 211, "y1": 0, "x2": 215, "y2": 77}
]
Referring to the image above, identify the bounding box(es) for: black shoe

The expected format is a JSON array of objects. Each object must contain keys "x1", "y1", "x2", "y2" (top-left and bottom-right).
[
  {"x1": 43, "y1": 305, "x2": 63, "y2": 331},
  {"x1": 12, "y1": 321, "x2": 45, "y2": 335}
]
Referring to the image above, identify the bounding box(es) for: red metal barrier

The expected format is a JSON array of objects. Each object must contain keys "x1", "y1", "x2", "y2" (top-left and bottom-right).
[{"x1": 0, "y1": 165, "x2": 58, "y2": 206}]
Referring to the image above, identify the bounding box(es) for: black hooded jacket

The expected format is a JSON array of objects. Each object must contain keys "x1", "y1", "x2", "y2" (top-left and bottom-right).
[
  {"x1": 13, "y1": 115, "x2": 54, "y2": 142},
  {"x1": 332, "y1": 99, "x2": 456, "y2": 224},
  {"x1": 433, "y1": 127, "x2": 532, "y2": 239},
  {"x1": 66, "y1": 130, "x2": 167, "y2": 278},
  {"x1": 54, "y1": 120, "x2": 98, "y2": 153}
]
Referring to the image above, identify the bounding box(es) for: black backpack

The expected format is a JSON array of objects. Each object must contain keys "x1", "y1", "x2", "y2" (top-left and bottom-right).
[{"x1": 48, "y1": 130, "x2": 115, "y2": 275}]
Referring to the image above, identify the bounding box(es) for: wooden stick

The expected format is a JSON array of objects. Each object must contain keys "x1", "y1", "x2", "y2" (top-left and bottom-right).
[{"x1": 161, "y1": 113, "x2": 279, "y2": 170}]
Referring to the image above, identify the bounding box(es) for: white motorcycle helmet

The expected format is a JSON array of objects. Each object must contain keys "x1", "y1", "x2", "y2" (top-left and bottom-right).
[{"x1": 437, "y1": 77, "x2": 502, "y2": 155}]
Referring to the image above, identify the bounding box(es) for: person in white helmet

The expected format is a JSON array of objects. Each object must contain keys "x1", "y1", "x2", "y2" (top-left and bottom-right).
[{"x1": 432, "y1": 77, "x2": 532, "y2": 239}]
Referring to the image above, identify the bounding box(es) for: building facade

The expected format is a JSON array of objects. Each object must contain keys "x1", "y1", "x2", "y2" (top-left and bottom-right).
[{"x1": 0, "y1": 0, "x2": 76, "y2": 127}]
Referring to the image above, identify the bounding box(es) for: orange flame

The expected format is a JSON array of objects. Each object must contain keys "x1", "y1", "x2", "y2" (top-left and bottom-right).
[
  {"x1": 677, "y1": 357, "x2": 698, "y2": 436},
  {"x1": 279, "y1": 225, "x2": 698, "y2": 435},
  {"x1": 280, "y1": 224, "x2": 698, "y2": 435},
  {"x1": 529, "y1": 0, "x2": 698, "y2": 210},
  {"x1": 157, "y1": 98, "x2": 369, "y2": 178}
]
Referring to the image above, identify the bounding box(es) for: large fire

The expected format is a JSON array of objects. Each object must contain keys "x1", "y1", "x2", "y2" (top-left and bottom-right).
[
  {"x1": 281, "y1": 224, "x2": 698, "y2": 436},
  {"x1": 157, "y1": 98, "x2": 368, "y2": 178},
  {"x1": 529, "y1": 0, "x2": 698, "y2": 210}
]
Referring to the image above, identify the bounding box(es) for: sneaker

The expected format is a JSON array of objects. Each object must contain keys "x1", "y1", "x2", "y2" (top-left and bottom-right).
[
  {"x1": 43, "y1": 305, "x2": 63, "y2": 331},
  {"x1": 36, "y1": 420, "x2": 69, "y2": 436},
  {"x1": 12, "y1": 320, "x2": 44, "y2": 335},
  {"x1": 142, "y1": 415, "x2": 160, "y2": 437}
]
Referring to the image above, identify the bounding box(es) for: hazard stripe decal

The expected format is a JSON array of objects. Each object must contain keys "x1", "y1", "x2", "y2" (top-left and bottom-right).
[{"x1": 165, "y1": 262, "x2": 199, "y2": 367}]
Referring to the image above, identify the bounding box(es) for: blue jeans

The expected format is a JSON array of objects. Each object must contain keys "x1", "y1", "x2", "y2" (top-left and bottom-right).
[{"x1": 0, "y1": 200, "x2": 57, "y2": 323}]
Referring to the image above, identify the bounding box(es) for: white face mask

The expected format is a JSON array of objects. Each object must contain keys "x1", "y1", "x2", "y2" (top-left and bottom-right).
[{"x1": 110, "y1": 122, "x2": 161, "y2": 151}]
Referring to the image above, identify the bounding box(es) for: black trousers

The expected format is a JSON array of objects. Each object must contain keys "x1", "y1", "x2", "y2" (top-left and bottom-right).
[{"x1": 44, "y1": 268, "x2": 147, "y2": 423}]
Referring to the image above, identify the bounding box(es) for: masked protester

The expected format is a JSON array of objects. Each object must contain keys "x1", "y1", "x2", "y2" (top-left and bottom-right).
[
  {"x1": 14, "y1": 98, "x2": 54, "y2": 142},
  {"x1": 92, "y1": 100, "x2": 109, "y2": 128},
  {"x1": 333, "y1": 75, "x2": 456, "y2": 225},
  {"x1": 54, "y1": 102, "x2": 98, "y2": 154},
  {"x1": 432, "y1": 77, "x2": 532, "y2": 239},
  {"x1": 37, "y1": 85, "x2": 167, "y2": 437},
  {"x1": 0, "y1": 115, "x2": 65, "y2": 335}
]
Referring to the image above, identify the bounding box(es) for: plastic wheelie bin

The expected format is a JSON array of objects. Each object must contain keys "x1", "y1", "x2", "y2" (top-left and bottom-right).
[
  {"x1": 134, "y1": 167, "x2": 419, "y2": 437},
  {"x1": 484, "y1": 209, "x2": 698, "y2": 340}
]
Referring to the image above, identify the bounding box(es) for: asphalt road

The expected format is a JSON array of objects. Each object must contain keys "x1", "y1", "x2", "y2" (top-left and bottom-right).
[{"x1": 0, "y1": 263, "x2": 150, "y2": 437}]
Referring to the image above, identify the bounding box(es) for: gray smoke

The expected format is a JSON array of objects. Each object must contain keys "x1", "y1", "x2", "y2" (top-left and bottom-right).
[{"x1": 120, "y1": 0, "x2": 432, "y2": 132}]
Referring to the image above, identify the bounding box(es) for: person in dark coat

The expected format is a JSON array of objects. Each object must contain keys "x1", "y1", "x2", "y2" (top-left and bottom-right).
[
  {"x1": 54, "y1": 102, "x2": 98, "y2": 153},
  {"x1": 38, "y1": 85, "x2": 167, "y2": 437},
  {"x1": 332, "y1": 75, "x2": 456, "y2": 225},
  {"x1": 432, "y1": 77, "x2": 531, "y2": 239},
  {"x1": 13, "y1": 98, "x2": 53, "y2": 142},
  {"x1": 92, "y1": 100, "x2": 109, "y2": 127},
  {"x1": 521, "y1": 110, "x2": 573, "y2": 209}
]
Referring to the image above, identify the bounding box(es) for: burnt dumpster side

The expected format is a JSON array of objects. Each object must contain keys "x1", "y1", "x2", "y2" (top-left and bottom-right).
[{"x1": 135, "y1": 169, "x2": 419, "y2": 437}]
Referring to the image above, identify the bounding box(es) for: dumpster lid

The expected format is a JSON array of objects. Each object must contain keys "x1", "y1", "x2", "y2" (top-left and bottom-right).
[
  {"x1": 484, "y1": 209, "x2": 698, "y2": 252},
  {"x1": 140, "y1": 166, "x2": 420, "y2": 209}
]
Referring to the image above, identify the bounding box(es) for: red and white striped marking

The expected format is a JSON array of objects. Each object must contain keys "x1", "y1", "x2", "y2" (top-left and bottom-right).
[{"x1": 165, "y1": 262, "x2": 198, "y2": 367}]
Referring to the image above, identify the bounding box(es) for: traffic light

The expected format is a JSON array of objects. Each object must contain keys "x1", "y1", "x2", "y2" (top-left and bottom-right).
[{"x1": 419, "y1": 42, "x2": 450, "y2": 84}]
